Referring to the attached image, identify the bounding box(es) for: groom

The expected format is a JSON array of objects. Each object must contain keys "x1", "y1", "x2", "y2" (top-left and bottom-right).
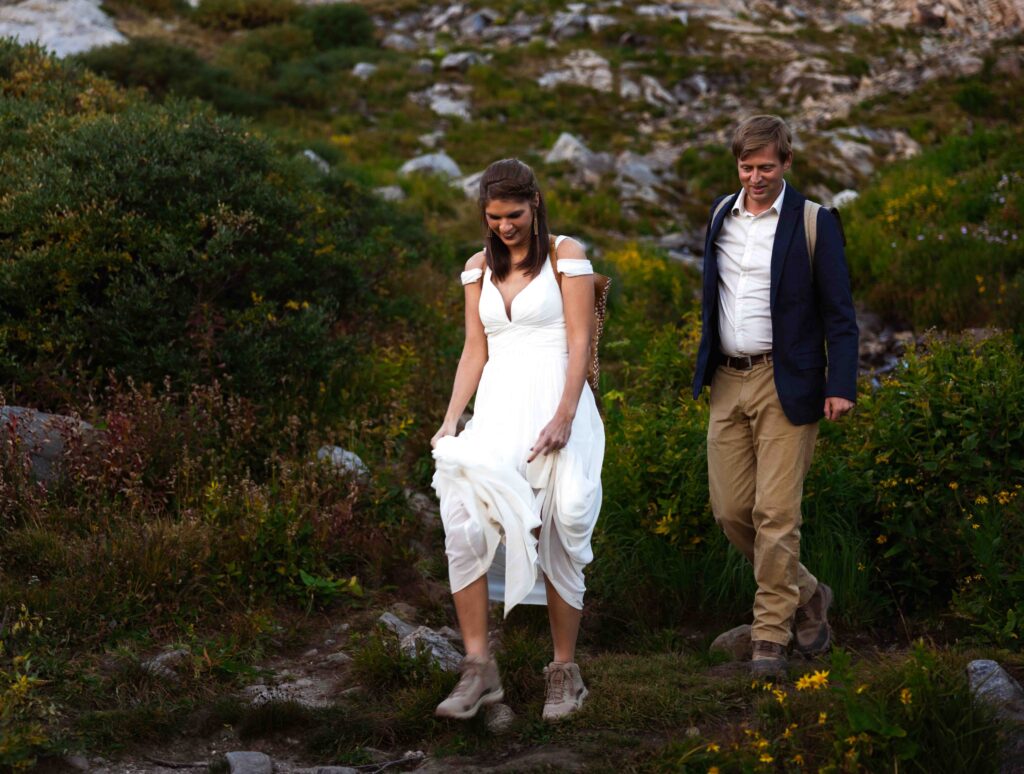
[{"x1": 691, "y1": 115, "x2": 859, "y2": 675}]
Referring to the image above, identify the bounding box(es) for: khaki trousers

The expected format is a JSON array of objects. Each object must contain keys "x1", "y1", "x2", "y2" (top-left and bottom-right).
[{"x1": 707, "y1": 361, "x2": 819, "y2": 646}]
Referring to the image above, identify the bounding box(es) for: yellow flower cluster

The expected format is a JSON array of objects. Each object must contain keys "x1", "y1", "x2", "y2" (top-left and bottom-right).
[{"x1": 795, "y1": 669, "x2": 830, "y2": 691}]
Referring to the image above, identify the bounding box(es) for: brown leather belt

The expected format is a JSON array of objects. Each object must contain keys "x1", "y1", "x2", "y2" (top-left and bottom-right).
[{"x1": 723, "y1": 352, "x2": 773, "y2": 370}]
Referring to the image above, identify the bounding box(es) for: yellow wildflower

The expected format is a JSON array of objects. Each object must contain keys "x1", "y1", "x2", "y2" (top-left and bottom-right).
[
  {"x1": 997, "y1": 491, "x2": 1011, "y2": 505},
  {"x1": 973, "y1": 523, "x2": 981, "y2": 530},
  {"x1": 975, "y1": 495, "x2": 989, "y2": 505},
  {"x1": 818, "y1": 711, "x2": 828, "y2": 725},
  {"x1": 949, "y1": 481, "x2": 959, "y2": 491},
  {"x1": 846, "y1": 735, "x2": 858, "y2": 745},
  {"x1": 773, "y1": 688, "x2": 787, "y2": 705},
  {"x1": 792, "y1": 754, "x2": 805, "y2": 766},
  {"x1": 708, "y1": 768, "x2": 720, "y2": 774},
  {"x1": 856, "y1": 684, "x2": 869, "y2": 694},
  {"x1": 900, "y1": 688, "x2": 912, "y2": 705},
  {"x1": 759, "y1": 754, "x2": 774, "y2": 764},
  {"x1": 876, "y1": 534, "x2": 888, "y2": 544},
  {"x1": 706, "y1": 743, "x2": 720, "y2": 753}
]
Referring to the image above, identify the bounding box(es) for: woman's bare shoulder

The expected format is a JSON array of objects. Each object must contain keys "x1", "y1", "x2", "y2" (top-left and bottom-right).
[
  {"x1": 553, "y1": 236, "x2": 587, "y2": 259},
  {"x1": 465, "y1": 251, "x2": 487, "y2": 271}
]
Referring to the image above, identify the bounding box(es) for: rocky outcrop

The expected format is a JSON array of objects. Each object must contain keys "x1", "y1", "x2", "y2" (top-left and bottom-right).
[
  {"x1": 0, "y1": 406, "x2": 95, "y2": 483},
  {"x1": 0, "y1": 0, "x2": 126, "y2": 58}
]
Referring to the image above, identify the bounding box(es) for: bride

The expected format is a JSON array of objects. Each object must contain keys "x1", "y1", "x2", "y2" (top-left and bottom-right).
[{"x1": 430, "y1": 158, "x2": 605, "y2": 723}]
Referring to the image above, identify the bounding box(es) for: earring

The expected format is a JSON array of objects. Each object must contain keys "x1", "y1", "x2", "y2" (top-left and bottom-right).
[{"x1": 533, "y1": 214, "x2": 539, "y2": 236}]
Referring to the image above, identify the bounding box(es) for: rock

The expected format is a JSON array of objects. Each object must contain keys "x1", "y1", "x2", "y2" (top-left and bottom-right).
[
  {"x1": 967, "y1": 659, "x2": 1024, "y2": 771},
  {"x1": 316, "y1": 445, "x2": 370, "y2": 478},
  {"x1": 62, "y1": 755, "x2": 91, "y2": 771},
  {"x1": 302, "y1": 150, "x2": 330, "y2": 174},
  {"x1": 615, "y1": 151, "x2": 663, "y2": 204},
  {"x1": 374, "y1": 185, "x2": 405, "y2": 202},
  {"x1": 352, "y1": 62, "x2": 378, "y2": 80},
  {"x1": 142, "y1": 648, "x2": 191, "y2": 681},
  {"x1": 636, "y1": 4, "x2": 689, "y2": 24},
  {"x1": 411, "y1": 83, "x2": 473, "y2": 120},
  {"x1": 950, "y1": 53, "x2": 985, "y2": 77},
  {"x1": 843, "y1": 11, "x2": 872, "y2": 26},
  {"x1": 640, "y1": 74, "x2": 677, "y2": 106},
  {"x1": 453, "y1": 170, "x2": 484, "y2": 198},
  {"x1": 551, "y1": 11, "x2": 587, "y2": 39},
  {"x1": 382, "y1": 33, "x2": 417, "y2": 52},
  {"x1": 537, "y1": 49, "x2": 613, "y2": 93},
  {"x1": 410, "y1": 58, "x2": 435, "y2": 74},
  {"x1": 400, "y1": 626, "x2": 463, "y2": 671},
  {"x1": 831, "y1": 189, "x2": 860, "y2": 208},
  {"x1": 685, "y1": 726, "x2": 701, "y2": 738},
  {"x1": 441, "y1": 51, "x2": 485, "y2": 72},
  {"x1": 968, "y1": 660, "x2": 1024, "y2": 721},
  {"x1": 619, "y1": 77, "x2": 641, "y2": 101},
  {"x1": 324, "y1": 651, "x2": 352, "y2": 666},
  {"x1": 225, "y1": 751, "x2": 273, "y2": 774},
  {"x1": 995, "y1": 49, "x2": 1022, "y2": 79},
  {"x1": 378, "y1": 611, "x2": 416, "y2": 639},
  {"x1": 485, "y1": 702, "x2": 516, "y2": 734},
  {"x1": 545, "y1": 132, "x2": 613, "y2": 185},
  {"x1": 587, "y1": 14, "x2": 619, "y2": 33},
  {"x1": 0, "y1": 406, "x2": 95, "y2": 483},
  {"x1": 0, "y1": 0, "x2": 126, "y2": 58},
  {"x1": 710, "y1": 624, "x2": 752, "y2": 661},
  {"x1": 459, "y1": 8, "x2": 500, "y2": 39},
  {"x1": 437, "y1": 626, "x2": 462, "y2": 642},
  {"x1": 400, "y1": 151, "x2": 462, "y2": 179},
  {"x1": 406, "y1": 488, "x2": 440, "y2": 526}
]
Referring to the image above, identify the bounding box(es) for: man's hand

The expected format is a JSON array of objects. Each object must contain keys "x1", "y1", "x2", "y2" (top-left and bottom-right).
[{"x1": 824, "y1": 396, "x2": 854, "y2": 421}]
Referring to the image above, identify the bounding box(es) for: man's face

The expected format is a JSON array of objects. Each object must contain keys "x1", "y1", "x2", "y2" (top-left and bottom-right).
[{"x1": 737, "y1": 145, "x2": 792, "y2": 214}]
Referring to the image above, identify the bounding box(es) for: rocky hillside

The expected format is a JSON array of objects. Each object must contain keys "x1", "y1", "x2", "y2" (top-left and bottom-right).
[{"x1": 3, "y1": 0, "x2": 1022, "y2": 260}]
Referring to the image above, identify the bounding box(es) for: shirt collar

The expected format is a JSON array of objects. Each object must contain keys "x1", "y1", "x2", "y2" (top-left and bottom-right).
[{"x1": 732, "y1": 180, "x2": 787, "y2": 218}]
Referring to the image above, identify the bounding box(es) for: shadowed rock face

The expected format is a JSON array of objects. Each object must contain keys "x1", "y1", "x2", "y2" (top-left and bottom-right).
[{"x1": 0, "y1": 406, "x2": 95, "y2": 483}]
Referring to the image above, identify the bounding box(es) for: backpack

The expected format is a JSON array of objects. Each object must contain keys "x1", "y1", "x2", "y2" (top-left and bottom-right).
[
  {"x1": 711, "y1": 194, "x2": 847, "y2": 268},
  {"x1": 548, "y1": 235, "x2": 611, "y2": 392}
]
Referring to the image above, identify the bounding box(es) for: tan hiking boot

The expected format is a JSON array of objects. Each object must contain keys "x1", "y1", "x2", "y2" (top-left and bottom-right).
[
  {"x1": 542, "y1": 661, "x2": 588, "y2": 722},
  {"x1": 793, "y1": 582, "x2": 833, "y2": 657},
  {"x1": 749, "y1": 640, "x2": 788, "y2": 678},
  {"x1": 435, "y1": 655, "x2": 504, "y2": 720}
]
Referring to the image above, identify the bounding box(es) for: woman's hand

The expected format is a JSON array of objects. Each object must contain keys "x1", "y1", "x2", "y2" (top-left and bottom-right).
[
  {"x1": 431, "y1": 418, "x2": 460, "y2": 449},
  {"x1": 527, "y1": 412, "x2": 573, "y2": 462}
]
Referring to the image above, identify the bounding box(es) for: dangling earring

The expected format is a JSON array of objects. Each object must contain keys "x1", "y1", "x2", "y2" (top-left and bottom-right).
[{"x1": 533, "y1": 213, "x2": 539, "y2": 236}]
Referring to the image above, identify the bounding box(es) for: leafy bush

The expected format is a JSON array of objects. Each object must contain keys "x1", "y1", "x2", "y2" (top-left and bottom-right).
[
  {"x1": 76, "y1": 38, "x2": 269, "y2": 115},
  {"x1": 192, "y1": 0, "x2": 297, "y2": 30},
  {"x1": 296, "y1": 3, "x2": 376, "y2": 50},
  {"x1": 0, "y1": 43, "x2": 432, "y2": 405},
  {"x1": 844, "y1": 127, "x2": 1024, "y2": 331}
]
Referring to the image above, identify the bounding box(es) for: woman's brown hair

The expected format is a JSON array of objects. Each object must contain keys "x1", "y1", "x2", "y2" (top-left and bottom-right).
[{"x1": 478, "y1": 158, "x2": 549, "y2": 281}]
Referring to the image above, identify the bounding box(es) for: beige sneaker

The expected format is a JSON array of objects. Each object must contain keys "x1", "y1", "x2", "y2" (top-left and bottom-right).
[
  {"x1": 749, "y1": 640, "x2": 788, "y2": 678},
  {"x1": 542, "y1": 661, "x2": 588, "y2": 722},
  {"x1": 435, "y1": 655, "x2": 504, "y2": 720},
  {"x1": 793, "y1": 582, "x2": 833, "y2": 657}
]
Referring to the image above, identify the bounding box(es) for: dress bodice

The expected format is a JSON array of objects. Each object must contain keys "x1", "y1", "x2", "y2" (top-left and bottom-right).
[{"x1": 461, "y1": 235, "x2": 593, "y2": 358}]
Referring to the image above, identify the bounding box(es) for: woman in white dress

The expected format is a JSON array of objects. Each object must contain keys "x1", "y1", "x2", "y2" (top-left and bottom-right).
[{"x1": 430, "y1": 159, "x2": 605, "y2": 722}]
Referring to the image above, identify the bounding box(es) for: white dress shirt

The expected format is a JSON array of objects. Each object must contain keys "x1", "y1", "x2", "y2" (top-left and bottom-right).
[{"x1": 715, "y1": 182, "x2": 786, "y2": 357}]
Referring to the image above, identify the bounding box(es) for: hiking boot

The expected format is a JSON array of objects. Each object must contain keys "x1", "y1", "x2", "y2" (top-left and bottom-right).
[
  {"x1": 542, "y1": 661, "x2": 588, "y2": 722},
  {"x1": 793, "y1": 582, "x2": 833, "y2": 657},
  {"x1": 435, "y1": 655, "x2": 504, "y2": 720},
  {"x1": 749, "y1": 640, "x2": 788, "y2": 678}
]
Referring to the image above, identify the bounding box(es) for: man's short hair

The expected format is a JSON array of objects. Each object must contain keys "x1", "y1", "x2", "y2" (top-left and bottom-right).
[{"x1": 731, "y1": 115, "x2": 793, "y2": 162}]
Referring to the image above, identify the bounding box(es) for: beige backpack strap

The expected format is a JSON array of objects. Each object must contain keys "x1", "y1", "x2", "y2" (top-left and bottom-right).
[
  {"x1": 548, "y1": 234, "x2": 562, "y2": 290},
  {"x1": 711, "y1": 195, "x2": 732, "y2": 227},
  {"x1": 804, "y1": 200, "x2": 821, "y2": 269}
]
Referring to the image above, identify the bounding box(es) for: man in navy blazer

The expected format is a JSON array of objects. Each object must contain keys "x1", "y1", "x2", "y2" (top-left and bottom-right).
[{"x1": 691, "y1": 115, "x2": 859, "y2": 676}]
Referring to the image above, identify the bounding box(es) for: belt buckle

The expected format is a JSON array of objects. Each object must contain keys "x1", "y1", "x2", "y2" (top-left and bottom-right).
[{"x1": 738, "y1": 355, "x2": 753, "y2": 370}]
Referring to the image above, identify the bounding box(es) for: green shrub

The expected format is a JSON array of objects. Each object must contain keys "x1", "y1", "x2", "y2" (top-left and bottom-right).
[
  {"x1": 192, "y1": 0, "x2": 297, "y2": 30},
  {"x1": 296, "y1": 3, "x2": 376, "y2": 50},
  {"x1": 844, "y1": 127, "x2": 1024, "y2": 331},
  {"x1": 231, "y1": 23, "x2": 315, "y2": 64}
]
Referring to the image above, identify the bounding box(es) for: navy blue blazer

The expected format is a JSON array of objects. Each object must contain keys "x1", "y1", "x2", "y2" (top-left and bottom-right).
[{"x1": 691, "y1": 185, "x2": 859, "y2": 426}]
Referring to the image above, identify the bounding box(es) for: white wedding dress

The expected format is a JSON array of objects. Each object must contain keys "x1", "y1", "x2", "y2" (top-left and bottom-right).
[{"x1": 432, "y1": 235, "x2": 605, "y2": 616}]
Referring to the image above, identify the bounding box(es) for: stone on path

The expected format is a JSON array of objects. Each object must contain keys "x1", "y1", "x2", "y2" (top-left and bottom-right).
[
  {"x1": 400, "y1": 626, "x2": 463, "y2": 672},
  {"x1": 378, "y1": 611, "x2": 416, "y2": 639},
  {"x1": 710, "y1": 624, "x2": 752, "y2": 661},
  {"x1": 225, "y1": 751, "x2": 273, "y2": 774},
  {"x1": 485, "y1": 702, "x2": 516, "y2": 734},
  {"x1": 141, "y1": 648, "x2": 191, "y2": 682}
]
